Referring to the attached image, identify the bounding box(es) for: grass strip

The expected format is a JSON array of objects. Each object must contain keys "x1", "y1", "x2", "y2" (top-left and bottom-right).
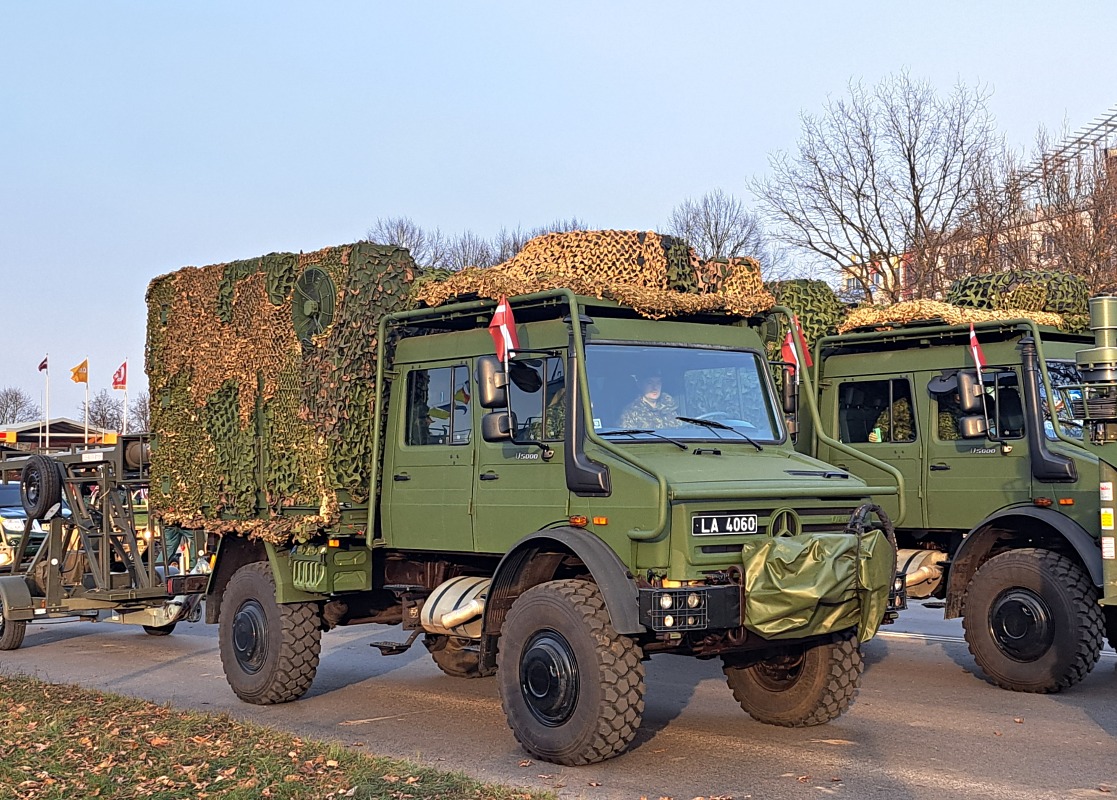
[{"x1": 0, "y1": 673, "x2": 555, "y2": 800}]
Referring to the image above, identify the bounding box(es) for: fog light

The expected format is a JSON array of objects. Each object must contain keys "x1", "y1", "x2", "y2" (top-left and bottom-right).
[
  {"x1": 687, "y1": 616, "x2": 696, "y2": 626},
  {"x1": 686, "y1": 592, "x2": 701, "y2": 609},
  {"x1": 663, "y1": 614, "x2": 675, "y2": 627},
  {"x1": 659, "y1": 594, "x2": 674, "y2": 610}
]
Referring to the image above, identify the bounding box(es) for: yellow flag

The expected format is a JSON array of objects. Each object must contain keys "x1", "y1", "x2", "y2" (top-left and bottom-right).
[{"x1": 71, "y1": 359, "x2": 88, "y2": 384}]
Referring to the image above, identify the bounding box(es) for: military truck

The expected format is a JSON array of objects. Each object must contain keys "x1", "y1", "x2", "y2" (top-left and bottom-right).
[
  {"x1": 0, "y1": 436, "x2": 208, "y2": 649},
  {"x1": 115, "y1": 237, "x2": 904, "y2": 765},
  {"x1": 798, "y1": 298, "x2": 1117, "y2": 694}
]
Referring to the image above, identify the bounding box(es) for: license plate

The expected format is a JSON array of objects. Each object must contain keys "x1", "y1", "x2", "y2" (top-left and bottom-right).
[{"x1": 692, "y1": 513, "x2": 758, "y2": 536}]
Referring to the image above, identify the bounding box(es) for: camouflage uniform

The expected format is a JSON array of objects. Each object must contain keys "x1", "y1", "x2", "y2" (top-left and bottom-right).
[
  {"x1": 871, "y1": 397, "x2": 960, "y2": 442},
  {"x1": 871, "y1": 398, "x2": 916, "y2": 443},
  {"x1": 619, "y1": 393, "x2": 679, "y2": 429}
]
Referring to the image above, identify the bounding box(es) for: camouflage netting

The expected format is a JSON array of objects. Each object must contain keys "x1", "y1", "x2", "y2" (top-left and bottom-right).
[
  {"x1": 413, "y1": 230, "x2": 775, "y2": 319},
  {"x1": 840, "y1": 270, "x2": 1091, "y2": 334},
  {"x1": 838, "y1": 299, "x2": 1066, "y2": 334},
  {"x1": 146, "y1": 242, "x2": 417, "y2": 544},
  {"x1": 945, "y1": 270, "x2": 1090, "y2": 332}
]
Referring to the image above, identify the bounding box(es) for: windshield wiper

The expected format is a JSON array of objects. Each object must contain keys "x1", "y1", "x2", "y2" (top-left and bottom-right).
[
  {"x1": 675, "y1": 416, "x2": 763, "y2": 451},
  {"x1": 596, "y1": 428, "x2": 689, "y2": 451}
]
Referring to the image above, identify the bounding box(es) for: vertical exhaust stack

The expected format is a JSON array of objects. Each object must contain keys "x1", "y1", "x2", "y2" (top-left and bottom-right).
[{"x1": 1075, "y1": 296, "x2": 1117, "y2": 440}]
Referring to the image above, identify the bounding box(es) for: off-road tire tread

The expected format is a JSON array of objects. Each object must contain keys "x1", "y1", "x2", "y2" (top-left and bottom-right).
[
  {"x1": 0, "y1": 611, "x2": 26, "y2": 651},
  {"x1": 497, "y1": 579, "x2": 645, "y2": 765},
  {"x1": 723, "y1": 631, "x2": 862, "y2": 727},
  {"x1": 961, "y1": 548, "x2": 1103, "y2": 693},
  {"x1": 221, "y1": 562, "x2": 321, "y2": 705},
  {"x1": 142, "y1": 623, "x2": 177, "y2": 636},
  {"x1": 425, "y1": 634, "x2": 484, "y2": 679}
]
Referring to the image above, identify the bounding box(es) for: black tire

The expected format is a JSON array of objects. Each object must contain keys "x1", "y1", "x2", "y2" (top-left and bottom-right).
[
  {"x1": 496, "y1": 579, "x2": 645, "y2": 766},
  {"x1": 962, "y1": 548, "x2": 1103, "y2": 693},
  {"x1": 722, "y1": 629, "x2": 862, "y2": 727},
  {"x1": 20, "y1": 455, "x2": 61, "y2": 521},
  {"x1": 143, "y1": 623, "x2": 177, "y2": 636},
  {"x1": 0, "y1": 604, "x2": 26, "y2": 651},
  {"x1": 218, "y1": 562, "x2": 321, "y2": 705},
  {"x1": 424, "y1": 634, "x2": 483, "y2": 678},
  {"x1": 1105, "y1": 606, "x2": 1117, "y2": 653}
]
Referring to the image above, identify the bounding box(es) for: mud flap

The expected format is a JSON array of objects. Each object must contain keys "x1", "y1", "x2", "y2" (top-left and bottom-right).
[{"x1": 739, "y1": 528, "x2": 892, "y2": 641}]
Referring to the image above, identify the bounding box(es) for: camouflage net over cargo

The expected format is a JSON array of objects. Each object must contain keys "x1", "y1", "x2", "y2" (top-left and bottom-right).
[
  {"x1": 413, "y1": 230, "x2": 775, "y2": 318},
  {"x1": 838, "y1": 299, "x2": 1066, "y2": 334},
  {"x1": 945, "y1": 270, "x2": 1090, "y2": 332},
  {"x1": 146, "y1": 243, "x2": 417, "y2": 544}
]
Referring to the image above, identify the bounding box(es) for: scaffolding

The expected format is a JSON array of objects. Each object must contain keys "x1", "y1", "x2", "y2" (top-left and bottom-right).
[{"x1": 1017, "y1": 105, "x2": 1117, "y2": 188}]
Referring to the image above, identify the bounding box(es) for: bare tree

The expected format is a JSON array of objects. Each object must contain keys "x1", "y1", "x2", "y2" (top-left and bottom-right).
[
  {"x1": 81, "y1": 390, "x2": 124, "y2": 432},
  {"x1": 128, "y1": 391, "x2": 151, "y2": 433},
  {"x1": 1022, "y1": 128, "x2": 1117, "y2": 291},
  {"x1": 366, "y1": 216, "x2": 448, "y2": 268},
  {"x1": 753, "y1": 72, "x2": 1000, "y2": 302},
  {"x1": 444, "y1": 230, "x2": 497, "y2": 270},
  {"x1": 668, "y1": 190, "x2": 765, "y2": 260},
  {"x1": 0, "y1": 387, "x2": 40, "y2": 425}
]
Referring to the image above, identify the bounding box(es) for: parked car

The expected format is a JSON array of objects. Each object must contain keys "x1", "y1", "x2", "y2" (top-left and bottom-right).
[{"x1": 0, "y1": 481, "x2": 46, "y2": 563}]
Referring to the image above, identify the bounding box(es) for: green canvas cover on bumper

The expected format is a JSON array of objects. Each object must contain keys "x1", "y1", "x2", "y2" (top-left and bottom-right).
[{"x1": 739, "y1": 529, "x2": 892, "y2": 642}]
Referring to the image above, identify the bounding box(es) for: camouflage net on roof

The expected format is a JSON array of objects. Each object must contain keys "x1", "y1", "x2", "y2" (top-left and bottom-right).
[
  {"x1": 413, "y1": 230, "x2": 775, "y2": 318},
  {"x1": 838, "y1": 299, "x2": 1066, "y2": 334},
  {"x1": 146, "y1": 242, "x2": 417, "y2": 544},
  {"x1": 945, "y1": 270, "x2": 1090, "y2": 332}
]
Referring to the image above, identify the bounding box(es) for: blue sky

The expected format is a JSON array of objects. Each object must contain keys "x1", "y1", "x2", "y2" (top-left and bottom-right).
[{"x1": 2, "y1": 1, "x2": 1114, "y2": 416}]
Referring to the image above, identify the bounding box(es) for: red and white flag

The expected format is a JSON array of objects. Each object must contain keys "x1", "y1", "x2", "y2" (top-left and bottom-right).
[
  {"x1": 112, "y1": 361, "x2": 128, "y2": 390},
  {"x1": 37, "y1": 356, "x2": 48, "y2": 372},
  {"x1": 781, "y1": 315, "x2": 813, "y2": 376},
  {"x1": 969, "y1": 324, "x2": 987, "y2": 385},
  {"x1": 488, "y1": 295, "x2": 519, "y2": 364}
]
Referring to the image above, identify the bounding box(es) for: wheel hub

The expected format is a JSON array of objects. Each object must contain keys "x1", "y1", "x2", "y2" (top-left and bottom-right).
[
  {"x1": 751, "y1": 651, "x2": 806, "y2": 691},
  {"x1": 520, "y1": 630, "x2": 579, "y2": 727},
  {"x1": 232, "y1": 600, "x2": 269, "y2": 674},
  {"x1": 989, "y1": 588, "x2": 1054, "y2": 662}
]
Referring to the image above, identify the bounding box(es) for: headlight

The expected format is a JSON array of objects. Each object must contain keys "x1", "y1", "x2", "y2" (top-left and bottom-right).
[
  {"x1": 1, "y1": 518, "x2": 23, "y2": 533},
  {"x1": 658, "y1": 594, "x2": 674, "y2": 610},
  {"x1": 686, "y1": 592, "x2": 702, "y2": 609}
]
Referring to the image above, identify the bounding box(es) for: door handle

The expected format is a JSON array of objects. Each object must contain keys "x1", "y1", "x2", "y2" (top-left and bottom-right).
[
  {"x1": 479, "y1": 472, "x2": 499, "y2": 481},
  {"x1": 393, "y1": 473, "x2": 411, "y2": 481},
  {"x1": 930, "y1": 463, "x2": 951, "y2": 471}
]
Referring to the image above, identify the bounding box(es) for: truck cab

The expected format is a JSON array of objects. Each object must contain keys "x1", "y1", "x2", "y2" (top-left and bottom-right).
[{"x1": 802, "y1": 310, "x2": 1117, "y2": 693}]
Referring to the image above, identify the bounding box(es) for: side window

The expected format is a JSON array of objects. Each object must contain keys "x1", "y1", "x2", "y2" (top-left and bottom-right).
[
  {"x1": 837, "y1": 379, "x2": 915, "y2": 443},
  {"x1": 933, "y1": 370, "x2": 1024, "y2": 441},
  {"x1": 405, "y1": 366, "x2": 472, "y2": 446},
  {"x1": 508, "y1": 357, "x2": 565, "y2": 441}
]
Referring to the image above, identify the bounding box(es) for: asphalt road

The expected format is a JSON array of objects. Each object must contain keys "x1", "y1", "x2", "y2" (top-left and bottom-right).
[{"x1": 2, "y1": 603, "x2": 1116, "y2": 800}]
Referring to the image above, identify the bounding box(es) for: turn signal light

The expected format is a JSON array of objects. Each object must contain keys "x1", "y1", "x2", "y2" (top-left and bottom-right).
[
  {"x1": 592, "y1": 516, "x2": 608, "y2": 526},
  {"x1": 1058, "y1": 498, "x2": 1075, "y2": 506},
  {"x1": 328, "y1": 538, "x2": 341, "y2": 547},
  {"x1": 1033, "y1": 498, "x2": 1053, "y2": 508},
  {"x1": 569, "y1": 515, "x2": 588, "y2": 527}
]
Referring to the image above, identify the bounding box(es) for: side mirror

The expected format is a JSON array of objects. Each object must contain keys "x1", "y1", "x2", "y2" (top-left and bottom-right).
[
  {"x1": 956, "y1": 372, "x2": 984, "y2": 414},
  {"x1": 781, "y1": 365, "x2": 798, "y2": 414},
  {"x1": 481, "y1": 411, "x2": 514, "y2": 442},
  {"x1": 476, "y1": 356, "x2": 508, "y2": 409},
  {"x1": 958, "y1": 414, "x2": 988, "y2": 439}
]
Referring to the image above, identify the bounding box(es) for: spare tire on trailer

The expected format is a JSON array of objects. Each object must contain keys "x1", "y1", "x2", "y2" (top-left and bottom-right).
[{"x1": 20, "y1": 454, "x2": 62, "y2": 521}]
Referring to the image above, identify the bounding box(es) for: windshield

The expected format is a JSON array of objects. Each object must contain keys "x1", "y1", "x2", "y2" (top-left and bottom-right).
[
  {"x1": 1041, "y1": 360, "x2": 1084, "y2": 440},
  {"x1": 0, "y1": 483, "x2": 20, "y2": 509},
  {"x1": 584, "y1": 344, "x2": 782, "y2": 441}
]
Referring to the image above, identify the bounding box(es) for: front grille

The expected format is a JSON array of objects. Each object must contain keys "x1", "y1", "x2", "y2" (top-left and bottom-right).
[{"x1": 291, "y1": 558, "x2": 328, "y2": 593}]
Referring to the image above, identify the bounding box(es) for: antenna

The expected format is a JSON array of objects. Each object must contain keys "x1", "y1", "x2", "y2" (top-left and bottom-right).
[{"x1": 1017, "y1": 104, "x2": 1117, "y2": 189}]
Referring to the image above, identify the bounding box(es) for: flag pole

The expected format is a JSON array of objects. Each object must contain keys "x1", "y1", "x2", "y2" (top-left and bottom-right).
[
  {"x1": 84, "y1": 356, "x2": 89, "y2": 444},
  {"x1": 44, "y1": 354, "x2": 50, "y2": 452},
  {"x1": 122, "y1": 358, "x2": 129, "y2": 435}
]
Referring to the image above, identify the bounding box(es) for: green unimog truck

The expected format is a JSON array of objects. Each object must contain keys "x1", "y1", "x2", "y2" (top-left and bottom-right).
[
  {"x1": 126, "y1": 236, "x2": 902, "y2": 765},
  {"x1": 799, "y1": 297, "x2": 1117, "y2": 694}
]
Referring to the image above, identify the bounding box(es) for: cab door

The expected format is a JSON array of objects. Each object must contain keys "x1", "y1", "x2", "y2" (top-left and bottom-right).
[
  {"x1": 383, "y1": 363, "x2": 475, "y2": 553},
  {"x1": 922, "y1": 369, "x2": 1030, "y2": 529},
  {"x1": 818, "y1": 375, "x2": 925, "y2": 527},
  {"x1": 472, "y1": 356, "x2": 571, "y2": 554}
]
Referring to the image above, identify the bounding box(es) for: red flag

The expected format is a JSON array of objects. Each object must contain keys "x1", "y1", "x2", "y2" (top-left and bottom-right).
[
  {"x1": 488, "y1": 296, "x2": 519, "y2": 363},
  {"x1": 969, "y1": 324, "x2": 987, "y2": 385},
  {"x1": 781, "y1": 315, "x2": 813, "y2": 374},
  {"x1": 37, "y1": 356, "x2": 47, "y2": 372},
  {"x1": 112, "y1": 361, "x2": 127, "y2": 391}
]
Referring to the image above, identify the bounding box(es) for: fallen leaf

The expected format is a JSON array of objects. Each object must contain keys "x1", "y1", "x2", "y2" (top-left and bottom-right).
[
  {"x1": 993, "y1": 731, "x2": 1003, "y2": 736},
  {"x1": 797, "y1": 775, "x2": 811, "y2": 782},
  {"x1": 1013, "y1": 717, "x2": 1023, "y2": 724},
  {"x1": 518, "y1": 760, "x2": 532, "y2": 767}
]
